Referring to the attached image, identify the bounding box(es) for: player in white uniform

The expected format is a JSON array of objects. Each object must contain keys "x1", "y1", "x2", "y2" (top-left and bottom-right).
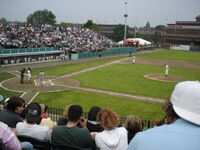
[
  {"x1": 165, "y1": 64, "x2": 169, "y2": 76},
  {"x1": 39, "y1": 71, "x2": 45, "y2": 86},
  {"x1": 27, "y1": 68, "x2": 32, "y2": 83},
  {"x1": 132, "y1": 56, "x2": 136, "y2": 64}
]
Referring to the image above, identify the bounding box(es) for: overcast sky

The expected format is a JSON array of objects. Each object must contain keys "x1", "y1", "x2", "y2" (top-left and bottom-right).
[{"x1": 0, "y1": 0, "x2": 199, "y2": 27}]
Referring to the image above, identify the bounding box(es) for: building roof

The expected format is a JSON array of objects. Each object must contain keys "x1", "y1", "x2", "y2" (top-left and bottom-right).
[
  {"x1": 176, "y1": 21, "x2": 200, "y2": 26},
  {"x1": 196, "y1": 15, "x2": 200, "y2": 19}
]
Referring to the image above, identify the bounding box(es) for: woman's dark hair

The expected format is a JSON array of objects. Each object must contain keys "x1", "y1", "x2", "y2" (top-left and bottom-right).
[
  {"x1": 6, "y1": 96, "x2": 25, "y2": 112},
  {"x1": 44, "y1": 105, "x2": 48, "y2": 113},
  {"x1": 88, "y1": 106, "x2": 101, "y2": 121},
  {"x1": 162, "y1": 101, "x2": 180, "y2": 124},
  {"x1": 125, "y1": 115, "x2": 143, "y2": 134}
]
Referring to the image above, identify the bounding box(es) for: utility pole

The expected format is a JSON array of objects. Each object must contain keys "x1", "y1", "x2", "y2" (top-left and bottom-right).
[
  {"x1": 134, "y1": 19, "x2": 137, "y2": 38},
  {"x1": 123, "y1": 0, "x2": 128, "y2": 45},
  {"x1": 175, "y1": 13, "x2": 177, "y2": 34}
]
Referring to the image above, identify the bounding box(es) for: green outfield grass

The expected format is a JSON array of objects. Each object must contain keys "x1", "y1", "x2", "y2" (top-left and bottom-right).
[
  {"x1": 73, "y1": 64, "x2": 200, "y2": 99},
  {"x1": 34, "y1": 90, "x2": 164, "y2": 120},
  {"x1": 138, "y1": 49, "x2": 200, "y2": 62},
  {"x1": 32, "y1": 57, "x2": 123, "y2": 76},
  {"x1": 0, "y1": 72, "x2": 21, "y2": 97},
  {"x1": 1, "y1": 49, "x2": 199, "y2": 120}
]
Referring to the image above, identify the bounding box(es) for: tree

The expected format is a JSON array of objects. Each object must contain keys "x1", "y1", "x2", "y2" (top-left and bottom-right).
[
  {"x1": 153, "y1": 31, "x2": 161, "y2": 45},
  {"x1": 83, "y1": 20, "x2": 98, "y2": 31},
  {"x1": 112, "y1": 24, "x2": 130, "y2": 42},
  {"x1": 155, "y1": 25, "x2": 167, "y2": 30},
  {"x1": 129, "y1": 32, "x2": 152, "y2": 42},
  {"x1": 58, "y1": 22, "x2": 69, "y2": 28},
  {"x1": 26, "y1": 9, "x2": 56, "y2": 25},
  {"x1": 0, "y1": 17, "x2": 7, "y2": 24}
]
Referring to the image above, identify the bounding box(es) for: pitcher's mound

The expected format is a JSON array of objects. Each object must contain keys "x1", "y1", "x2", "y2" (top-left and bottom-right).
[{"x1": 144, "y1": 74, "x2": 184, "y2": 82}]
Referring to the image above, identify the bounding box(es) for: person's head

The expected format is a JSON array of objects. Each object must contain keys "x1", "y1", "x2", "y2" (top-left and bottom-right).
[
  {"x1": 25, "y1": 102, "x2": 42, "y2": 124},
  {"x1": 162, "y1": 100, "x2": 179, "y2": 124},
  {"x1": 63, "y1": 104, "x2": 73, "y2": 119},
  {"x1": 97, "y1": 109, "x2": 120, "y2": 130},
  {"x1": 169, "y1": 81, "x2": 200, "y2": 125},
  {"x1": 88, "y1": 106, "x2": 101, "y2": 121},
  {"x1": 6, "y1": 96, "x2": 25, "y2": 114},
  {"x1": 68, "y1": 105, "x2": 83, "y2": 122},
  {"x1": 40, "y1": 104, "x2": 48, "y2": 114},
  {"x1": 125, "y1": 115, "x2": 143, "y2": 134}
]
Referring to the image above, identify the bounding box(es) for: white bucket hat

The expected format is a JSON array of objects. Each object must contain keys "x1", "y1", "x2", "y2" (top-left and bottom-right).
[{"x1": 170, "y1": 81, "x2": 200, "y2": 125}]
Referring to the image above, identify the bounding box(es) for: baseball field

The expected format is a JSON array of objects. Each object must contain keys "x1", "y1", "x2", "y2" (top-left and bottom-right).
[{"x1": 0, "y1": 49, "x2": 200, "y2": 120}]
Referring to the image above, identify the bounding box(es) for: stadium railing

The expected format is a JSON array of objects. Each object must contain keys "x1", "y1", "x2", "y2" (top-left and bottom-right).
[
  {"x1": 0, "y1": 101, "x2": 155, "y2": 129},
  {"x1": 46, "y1": 106, "x2": 155, "y2": 130},
  {"x1": 0, "y1": 47, "x2": 60, "y2": 55}
]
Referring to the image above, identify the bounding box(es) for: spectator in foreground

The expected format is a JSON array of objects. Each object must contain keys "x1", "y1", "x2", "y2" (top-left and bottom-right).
[
  {"x1": 94, "y1": 109, "x2": 128, "y2": 150},
  {"x1": 87, "y1": 106, "x2": 103, "y2": 132},
  {"x1": 57, "y1": 104, "x2": 73, "y2": 125},
  {"x1": 125, "y1": 115, "x2": 143, "y2": 144},
  {"x1": 40, "y1": 104, "x2": 55, "y2": 129},
  {"x1": 0, "y1": 96, "x2": 25, "y2": 128},
  {"x1": 51, "y1": 105, "x2": 97, "y2": 149},
  {"x1": 0, "y1": 121, "x2": 22, "y2": 150},
  {"x1": 16, "y1": 102, "x2": 51, "y2": 141},
  {"x1": 40, "y1": 103, "x2": 48, "y2": 118},
  {"x1": 128, "y1": 81, "x2": 200, "y2": 150}
]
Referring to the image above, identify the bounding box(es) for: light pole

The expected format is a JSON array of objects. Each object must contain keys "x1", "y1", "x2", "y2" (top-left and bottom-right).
[
  {"x1": 123, "y1": 0, "x2": 128, "y2": 46},
  {"x1": 134, "y1": 19, "x2": 137, "y2": 38}
]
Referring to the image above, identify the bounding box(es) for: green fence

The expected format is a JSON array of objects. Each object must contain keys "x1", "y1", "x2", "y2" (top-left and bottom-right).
[
  {"x1": 0, "y1": 47, "x2": 59, "y2": 55},
  {"x1": 78, "y1": 47, "x2": 136, "y2": 59}
]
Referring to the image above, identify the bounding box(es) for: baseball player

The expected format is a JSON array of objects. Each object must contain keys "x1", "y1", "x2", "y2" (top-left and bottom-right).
[
  {"x1": 165, "y1": 64, "x2": 169, "y2": 76},
  {"x1": 132, "y1": 56, "x2": 136, "y2": 64},
  {"x1": 39, "y1": 71, "x2": 45, "y2": 86}
]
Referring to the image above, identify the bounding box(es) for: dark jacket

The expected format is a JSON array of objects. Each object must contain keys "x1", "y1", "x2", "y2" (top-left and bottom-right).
[{"x1": 86, "y1": 121, "x2": 103, "y2": 132}]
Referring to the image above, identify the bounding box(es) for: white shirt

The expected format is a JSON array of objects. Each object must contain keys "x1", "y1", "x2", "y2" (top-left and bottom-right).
[
  {"x1": 39, "y1": 72, "x2": 45, "y2": 79},
  {"x1": 16, "y1": 122, "x2": 51, "y2": 141},
  {"x1": 95, "y1": 127, "x2": 128, "y2": 150},
  {"x1": 27, "y1": 70, "x2": 31, "y2": 79}
]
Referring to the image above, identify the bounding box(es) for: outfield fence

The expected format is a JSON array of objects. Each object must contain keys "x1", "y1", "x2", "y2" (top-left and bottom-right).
[{"x1": 78, "y1": 47, "x2": 136, "y2": 59}]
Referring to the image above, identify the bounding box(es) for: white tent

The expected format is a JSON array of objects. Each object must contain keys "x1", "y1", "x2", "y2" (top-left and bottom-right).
[
  {"x1": 117, "y1": 40, "x2": 124, "y2": 45},
  {"x1": 117, "y1": 38, "x2": 151, "y2": 46}
]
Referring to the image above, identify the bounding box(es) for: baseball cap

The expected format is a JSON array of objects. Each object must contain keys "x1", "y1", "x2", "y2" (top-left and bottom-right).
[
  {"x1": 25, "y1": 102, "x2": 41, "y2": 124},
  {"x1": 170, "y1": 81, "x2": 200, "y2": 125}
]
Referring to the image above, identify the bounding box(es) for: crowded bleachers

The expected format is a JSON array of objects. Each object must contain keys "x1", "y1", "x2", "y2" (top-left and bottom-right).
[{"x1": 0, "y1": 24, "x2": 116, "y2": 53}]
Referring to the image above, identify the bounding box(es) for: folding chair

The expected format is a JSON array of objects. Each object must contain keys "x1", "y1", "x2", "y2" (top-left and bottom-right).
[{"x1": 18, "y1": 135, "x2": 51, "y2": 150}]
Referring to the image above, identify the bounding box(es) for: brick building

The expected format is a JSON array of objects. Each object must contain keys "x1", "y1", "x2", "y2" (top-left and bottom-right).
[{"x1": 164, "y1": 15, "x2": 200, "y2": 46}]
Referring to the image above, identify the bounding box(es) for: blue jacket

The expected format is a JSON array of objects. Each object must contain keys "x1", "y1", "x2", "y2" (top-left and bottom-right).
[{"x1": 128, "y1": 119, "x2": 200, "y2": 150}]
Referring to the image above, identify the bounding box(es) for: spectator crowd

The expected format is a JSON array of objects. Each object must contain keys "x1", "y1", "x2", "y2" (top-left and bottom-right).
[
  {"x1": 0, "y1": 23, "x2": 116, "y2": 53},
  {"x1": 0, "y1": 81, "x2": 200, "y2": 150}
]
